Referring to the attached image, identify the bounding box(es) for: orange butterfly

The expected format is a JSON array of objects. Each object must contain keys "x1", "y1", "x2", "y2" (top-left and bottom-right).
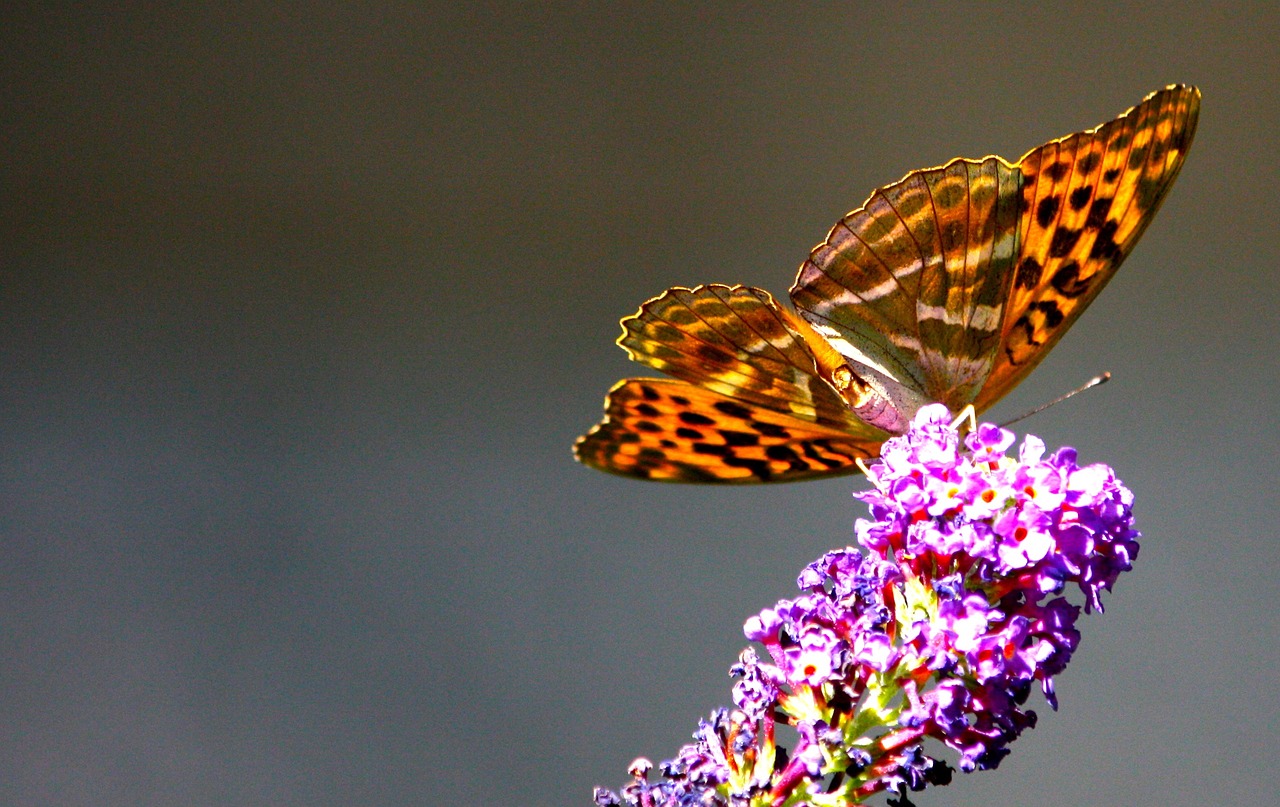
[{"x1": 576, "y1": 85, "x2": 1199, "y2": 483}]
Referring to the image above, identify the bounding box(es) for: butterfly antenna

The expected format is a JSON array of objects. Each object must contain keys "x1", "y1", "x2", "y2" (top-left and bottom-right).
[{"x1": 998, "y1": 372, "x2": 1112, "y2": 429}]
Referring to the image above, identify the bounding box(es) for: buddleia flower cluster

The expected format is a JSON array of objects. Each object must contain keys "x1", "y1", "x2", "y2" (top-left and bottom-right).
[{"x1": 594, "y1": 404, "x2": 1140, "y2": 806}]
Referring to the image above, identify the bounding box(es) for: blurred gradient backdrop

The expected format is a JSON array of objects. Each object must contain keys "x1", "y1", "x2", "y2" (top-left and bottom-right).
[{"x1": 4, "y1": 4, "x2": 1278, "y2": 806}]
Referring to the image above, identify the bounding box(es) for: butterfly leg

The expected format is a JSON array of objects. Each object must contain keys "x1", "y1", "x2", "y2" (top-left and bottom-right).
[{"x1": 951, "y1": 404, "x2": 977, "y2": 436}]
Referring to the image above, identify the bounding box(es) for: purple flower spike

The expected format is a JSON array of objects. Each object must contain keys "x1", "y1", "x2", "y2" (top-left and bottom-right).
[{"x1": 596, "y1": 405, "x2": 1140, "y2": 805}]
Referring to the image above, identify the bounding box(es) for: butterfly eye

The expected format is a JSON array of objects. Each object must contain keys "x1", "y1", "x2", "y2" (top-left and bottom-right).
[{"x1": 831, "y1": 365, "x2": 854, "y2": 392}]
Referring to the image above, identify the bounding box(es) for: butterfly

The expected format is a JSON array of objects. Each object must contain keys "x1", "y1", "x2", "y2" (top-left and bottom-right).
[{"x1": 575, "y1": 85, "x2": 1200, "y2": 483}]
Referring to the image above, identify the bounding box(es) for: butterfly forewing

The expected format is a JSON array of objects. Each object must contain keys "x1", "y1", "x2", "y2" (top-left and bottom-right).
[{"x1": 974, "y1": 85, "x2": 1200, "y2": 409}]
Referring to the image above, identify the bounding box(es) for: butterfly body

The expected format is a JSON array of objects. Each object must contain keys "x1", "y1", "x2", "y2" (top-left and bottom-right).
[{"x1": 576, "y1": 85, "x2": 1200, "y2": 483}]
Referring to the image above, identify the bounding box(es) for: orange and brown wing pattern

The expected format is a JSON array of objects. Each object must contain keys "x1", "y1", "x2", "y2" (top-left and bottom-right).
[
  {"x1": 791, "y1": 157, "x2": 1023, "y2": 414},
  {"x1": 574, "y1": 379, "x2": 881, "y2": 483},
  {"x1": 614, "y1": 284, "x2": 865, "y2": 426},
  {"x1": 576, "y1": 86, "x2": 1197, "y2": 483},
  {"x1": 574, "y1": 285, "x2": 887, "y2": 482},
  {"x1": 974, "y1": 84, "x2": 1200, "y2": 410}
]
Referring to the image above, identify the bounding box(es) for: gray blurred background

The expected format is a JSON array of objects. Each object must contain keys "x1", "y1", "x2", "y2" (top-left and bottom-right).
[{"x1": 3, "y1": 3, "x2": 1277, "y2": 806}]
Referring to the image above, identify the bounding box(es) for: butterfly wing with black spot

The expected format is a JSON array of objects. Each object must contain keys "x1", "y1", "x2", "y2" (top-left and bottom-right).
[
  {"x1": 790, "y1": 84, "x2": 1198, "y2": 419},
  {"x1": 574, "y1": 285, "x2": 888, "y2": 482},
  {"x1": 974, "y1": 84, "x2": 1200, "y2": 409},
  {"x1": 574, "y1": 378, "x2": 880, "y2": 483}
]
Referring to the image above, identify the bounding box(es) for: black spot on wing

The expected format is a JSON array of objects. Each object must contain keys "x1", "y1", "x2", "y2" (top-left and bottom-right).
[
  {"x1": 1171, "y1": 121, "x2": 1193, "y2": 152},
  {"x1": 802, "y1": 441, "x2": 850, "y2": 470},
  {"x1": 1090, "y1": 220, "x2": 1122, "y2": 261},
  {"x1": 1086, "y1": 197, "x2": 1113, "y2": 229},
  {"x1": 1006, "y1": 301, "x2": 1067, "y2": 362},
  {"x1": 692, "y1": 442, "x2": 730, "y2": 457},
  {"x1": 635, "y1": 402, "x2": 660, "y2": 418},
  {"x1": 765, "y1": 445, "x2": 799, "y2": 461},
  {"x1": 1015, "y1": 256, "x2": 1043, "y2": 290},
  {"x1": 614, "y1": 454, "x2": 667, "y2": 480},
  {"x1": 640, "y1": 385, "x2": 660, "y2": 402},
  {"x1": 1045, "y1": 161, "x2": 1071, "y2": 182},
  {"x1": 1048, "y1": 227, "x2": 1083, "y2": 258},
  {"x1": 1102, "y1": 167, "x2": 1121, "y2": 184},
  {"x1": 751, "y1": 422, "x2": 789, "y2": 438},
  {"x1": 720, "y1": 430, "x2": 760, "y2": 447},
  {"x1": 1035, "y1": 300, "x2": 1065, "y2": 327},
  {"x1": 1017, "y1": 183, "x2": 1034, "y2": 216},
  {"x1": 1078, "y1": 152, "x2": 1101, "y2": 173},
  {"x1": 1069, "y1": 186, "x2": 1093, "y2": 211},
  {"x1": 713, "y1": 400, "x2": 753, "y2": 419},
  {"x1": 1049, "y1": 261, "x2": 1091, "y2": 298},
  {"x1": 723, "y1": 455, "x2": 773, "y2": 480},
  {"x1": 676, "y1": 427, "x2": 702, "y2": 440},
  {"x1": 679, "y1": 411, "x2": 715, "y2": 426},
  {"x1": 764, "y1": 444, "x2": 809, "y2": 474},
  {"x1": 1037, "y1": 196, "x2": 1061, "y2": 228},
  {"x1": 1008, "y1": 317, "x2": 1040, "y2": 358}
]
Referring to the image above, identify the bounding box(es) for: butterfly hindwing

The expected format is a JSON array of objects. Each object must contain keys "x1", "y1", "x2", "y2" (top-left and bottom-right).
[
  {"x1": 573, "y1": 379, "x2": 880, "y2": 483},
  {"x1": 915, "y1": 160, "x2": 1023, "y2": 407},
  {"x1": 791, "y1": 157, "x2": 1023, "y2": 413}
]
